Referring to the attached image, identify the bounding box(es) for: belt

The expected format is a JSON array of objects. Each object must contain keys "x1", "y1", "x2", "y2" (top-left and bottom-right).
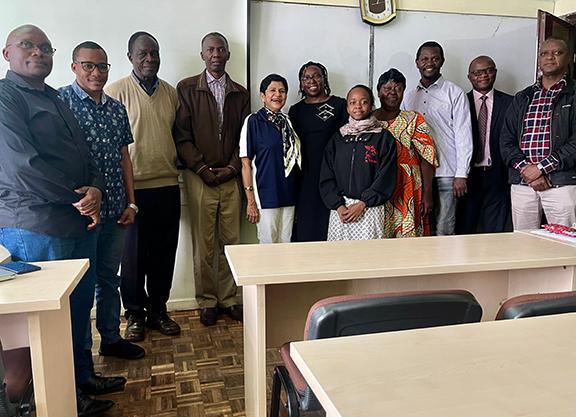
[{"x1": 473, "y1": 165, "x2": 492, "y2": 172}]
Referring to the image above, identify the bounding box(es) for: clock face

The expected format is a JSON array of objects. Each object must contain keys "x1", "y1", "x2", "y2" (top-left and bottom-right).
[{"x1": 360, "y1": 0, "x2": 397, "y2": 25}]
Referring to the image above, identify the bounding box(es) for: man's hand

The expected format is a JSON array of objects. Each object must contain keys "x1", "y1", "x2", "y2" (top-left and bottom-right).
[
  {"x1": 529, "y1": 175, "x2": 551, "y2": 192},
  {"x1": 336, "y1": 205, "x2": 349, "y2": 223},
  {"x1": 246, "y1": 201, "x2": 260, "y2": 224},
  {"x1": 73, "y1": 186, "x2": 102, "y2": 216},
  {"x1": 211, "y1": 167, "x2": 235, "y2": 184},
  {"x1": 521, "y1": 164, "x2": 542, "y2": 184},
  {"x1": 453, "y1": 177, "x2": 467, "y2": 198},
  {"x1": 117, "y1": 207, "x2": 136, "y2": 226},
  {"x1": 199, "y1": 169, "x2": 219, "y2": 186},
  {"x1": 343, "y1": 201, "x2": 366, "y2": 223}
]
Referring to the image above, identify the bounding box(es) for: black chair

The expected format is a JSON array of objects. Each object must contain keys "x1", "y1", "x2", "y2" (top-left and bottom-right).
[
  {"x1": 0, "y1": 339, "x2": 33, "y2": 417},
  {"x1": 269, "y1": 289, "x2": 483, "y2": 417},
  {"x1": 496, "y1": 290, "x2": 576, "y2": 320}
]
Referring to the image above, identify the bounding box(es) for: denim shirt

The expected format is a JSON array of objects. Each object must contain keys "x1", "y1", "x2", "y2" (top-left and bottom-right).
[{"x1": 59, "y1": 82, "x2": 134, "y2": 221}]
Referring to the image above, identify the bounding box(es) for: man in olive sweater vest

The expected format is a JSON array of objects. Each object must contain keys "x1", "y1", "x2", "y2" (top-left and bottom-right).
[
  {"x1": 106, "y1": 31, "x2": 181, "y2": 341},
  {"x1": 174, "y1": 32, "x2": 250, "y2": 326}
]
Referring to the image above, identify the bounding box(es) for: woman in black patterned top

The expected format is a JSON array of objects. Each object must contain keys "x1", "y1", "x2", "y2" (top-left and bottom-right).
[{"x1": 288, "y1": 62, "x2": 347, "y2": 241}]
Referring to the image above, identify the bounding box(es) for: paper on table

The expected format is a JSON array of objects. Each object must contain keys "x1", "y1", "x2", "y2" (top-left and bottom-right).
[{"x1": 0, "y1": 244, "x2": 10, "y2": 264}]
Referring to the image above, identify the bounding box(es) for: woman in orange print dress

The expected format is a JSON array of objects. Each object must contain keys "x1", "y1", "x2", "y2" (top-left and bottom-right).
[{"x1": 374, "y1": 69, "x2": 438, "y2": 237}]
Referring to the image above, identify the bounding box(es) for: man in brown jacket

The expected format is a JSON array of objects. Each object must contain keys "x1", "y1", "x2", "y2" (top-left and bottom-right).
[{"x1": 174, "y1": 32, "x2": 250, "y2": 326}]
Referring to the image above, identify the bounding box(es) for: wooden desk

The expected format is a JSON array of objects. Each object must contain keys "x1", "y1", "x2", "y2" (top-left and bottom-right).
[
  {"x1": 225, "y1": 232, "x2": 576, "y2": 417},
  {"x1": 0, "y1": 259, "x2": 88, "y2": 417},
  {"x1": 290, "y1": 313, "x2": 576, "y2": 417}
]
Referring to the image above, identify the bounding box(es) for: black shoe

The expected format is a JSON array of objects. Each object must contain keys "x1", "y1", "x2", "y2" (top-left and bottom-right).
[
  {"x1": 222, "y1": 305, "x2": 243, "y2": 322},
  {"x1": 200, "y1": 307, "x2": 219, "y2": 327},
  {"x1": 78, "y1": 373, "x2": 127, "y2": 396},
  {"x1": 124, "y1": 314, "x2": 145, "y2": 342},
  {"x1": 77, "y1": 392, "x2": 114, "y2": 417},
  {"x1": 99, "y1": 339, "x2": 145, "y2": 360},
  {"x1": 147, "y1": 312, "x2": 181, "y2": 336}
]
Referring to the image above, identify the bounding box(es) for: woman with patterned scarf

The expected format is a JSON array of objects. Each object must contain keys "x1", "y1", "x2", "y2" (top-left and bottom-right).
[
  {"x1": 239, "y1": 74, "x2": 301, "y2": 243},
  {"x1": 319, "y1": 84, "x2": 397, "y2": 240}
]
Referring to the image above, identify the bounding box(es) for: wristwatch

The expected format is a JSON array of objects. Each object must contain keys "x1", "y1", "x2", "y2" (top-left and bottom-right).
[
  {"x1": 128, "y1": 203, "x2": 139, "y2": 214},
  {"x1": 244, "y1": 185, "x2": 254, "y2": 192}
]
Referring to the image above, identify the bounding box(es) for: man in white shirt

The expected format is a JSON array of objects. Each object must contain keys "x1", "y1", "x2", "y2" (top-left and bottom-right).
[{"x1": 404, "y1": 41, "x2": 473, "y2": 235}]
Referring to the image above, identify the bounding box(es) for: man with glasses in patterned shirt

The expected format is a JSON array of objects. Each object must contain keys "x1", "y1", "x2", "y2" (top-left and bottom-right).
[
  {"x1": 59, "y1": 42, "x2": 145, "y2": 363},
  {"x1": 0, "y1": 25, "x2": 121, "y2": 416},
  {"x1": 501, "y1": 37, "x2": 576, "y2": 230}
]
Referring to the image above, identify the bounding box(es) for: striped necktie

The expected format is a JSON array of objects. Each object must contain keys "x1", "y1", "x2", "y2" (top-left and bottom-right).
[{"x1": 476, "y1": 95, "x2": 488, "y2": 164}]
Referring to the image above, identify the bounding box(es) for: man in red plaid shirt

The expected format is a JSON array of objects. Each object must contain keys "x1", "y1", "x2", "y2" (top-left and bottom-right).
[{"x1": 500, "y1": 37, "x2": 576, "y2": 229}]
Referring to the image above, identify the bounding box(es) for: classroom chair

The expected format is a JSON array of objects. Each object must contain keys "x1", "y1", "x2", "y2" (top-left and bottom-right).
[
  {"x1": 496, "y1": 290, "x2": 576, "y2": 320},
  {"x1": 269, "y1": 289, "x2": 483, "y2": 417}
]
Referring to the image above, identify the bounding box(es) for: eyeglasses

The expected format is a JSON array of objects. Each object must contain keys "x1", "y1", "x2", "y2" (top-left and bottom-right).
[
  {"x1": 539, "y1": 50, "x2": 565, "y2": 58},
  {"x1": 470, "y1": 67, "x2": 496, "y2": 77},
  {"x1": 7, "y1": 40, "x2": 56, "y2": 56},
  {"x1": 76, "y1": 61, "x2": 111, "y2": 73},
  {"x1": 301, "y1": 74, "x2": 323, "y2": 83}
]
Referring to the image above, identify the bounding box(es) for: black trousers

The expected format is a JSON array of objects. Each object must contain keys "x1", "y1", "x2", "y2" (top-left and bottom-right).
[
  {"x1": 456, "y1": 167, "x2": 511, "y2": 234},
  {"x1": 120, "y1": 185, "x2": 181, "y2": 318}
]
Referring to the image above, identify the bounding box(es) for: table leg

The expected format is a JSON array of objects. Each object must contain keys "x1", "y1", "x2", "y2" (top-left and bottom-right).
[
  {"x1": 27, "y1": 298, "x2": 76, "y2": 417},
  {"x1": 243, "y1": 284, "x2": 267, "y2": 417}
]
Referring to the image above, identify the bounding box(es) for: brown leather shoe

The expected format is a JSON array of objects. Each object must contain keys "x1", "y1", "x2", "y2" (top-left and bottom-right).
[
  {"x1": 200, "y1": 307, "x2": 219, "y2": 326},
  {"x1": 124, "y1": 315, "x2": 145, "y2": 342}
]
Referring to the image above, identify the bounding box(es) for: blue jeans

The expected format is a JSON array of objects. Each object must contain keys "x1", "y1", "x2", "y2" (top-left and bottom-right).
[
  {"x1": 434, "y1": 177, "x2": 457, "y2": 236},
  {"x1": 0, "y1": 227, "x2": 96, "y2": 386},
  {"x1": 85, "y1": 221, "x2": 126, "y2": 349}
]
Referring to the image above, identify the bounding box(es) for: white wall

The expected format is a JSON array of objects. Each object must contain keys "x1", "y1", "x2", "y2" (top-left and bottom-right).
[
  {"x1": 0, "y1": 0, "x2": 247, "y2": 87},
  {"x1": 0, "y1": 1, "x2": 248, "y2": 313},
  {"x1": 250, "y1": 2, "x2": 537, "y2": 109}
]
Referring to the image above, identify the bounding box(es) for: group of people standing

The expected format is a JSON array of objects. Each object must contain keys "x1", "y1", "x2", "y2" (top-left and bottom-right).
[
  {"x1": 243, "y1": 37, "x2": 576, "y2": 245},
  {"x1": 1, "y1": 21, "x2": 575, "y2": 417},
  {"x1": 0, "y1": 26, "x2": 246, "y2": 417}
]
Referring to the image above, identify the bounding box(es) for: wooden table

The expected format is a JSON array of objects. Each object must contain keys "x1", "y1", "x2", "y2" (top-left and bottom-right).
[
  {"x1": 290, "y1": 312, "x2": 576, "y2": 417},
  {"x1": 225, "y1": 232, "x2": 576, "y2": 417},
  {"x1": 0, "y1": 259, "x2": 88, "y2": 417}
]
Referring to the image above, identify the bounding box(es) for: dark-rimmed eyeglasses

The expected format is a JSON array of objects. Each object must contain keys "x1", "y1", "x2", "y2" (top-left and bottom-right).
[
  {"x1": 76, "y1": 61, "x2": 111, "y2": 73},
  {"x1": 7, "y1": 40, "x2": 56, "y2": 56},
  {"x1": 301, "y1": 74, "x2": 323, "y2": 83},
  {"x1": 470, "y1": 67, "x2": 496, "y2": 77}
]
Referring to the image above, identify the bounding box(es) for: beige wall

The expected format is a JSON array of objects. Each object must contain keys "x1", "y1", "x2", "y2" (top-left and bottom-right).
[
  {"x1": 555, "y1": 0, "x2": 576, "y2": 15},
  {"x1": 259, "y1": 0, "x2": 555, "y2": 18}
]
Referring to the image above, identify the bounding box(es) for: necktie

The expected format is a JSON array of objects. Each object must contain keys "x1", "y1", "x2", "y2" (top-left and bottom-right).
[{"x1": 476, "y1": 95, "x2": 488, "y2": 164}]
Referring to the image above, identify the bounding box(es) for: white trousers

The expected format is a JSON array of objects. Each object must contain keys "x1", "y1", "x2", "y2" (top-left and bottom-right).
[
  {"x1": 511, "y1": 184, "x2": 576, "y2": 230},
  {"x1": 257, "y1": 206, "x2": 295, "y2": 244}
]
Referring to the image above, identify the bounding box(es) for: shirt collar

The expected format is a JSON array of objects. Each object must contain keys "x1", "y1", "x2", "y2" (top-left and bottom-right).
[
  {"x1": 5, "y1": 70, "x2": 58, "y2": 95},
  {"x1": 417, "y1": 75, "x2": 444, "y2": 90},
  {"x1": 535, "y1": 75, "x2": 567, "y2": 92},
  {"x1": 71, "y1": 80, "x2": 108, "y2": 104},
  {"x1": 206, "y1": 70, "x2": 227, "y2": 87},
  {"x1": 131, "y1": 70, "x2": 159, "y2": 95},
  {"x1": 473, "y1": 88, "x2": 494, "y2": 102}
]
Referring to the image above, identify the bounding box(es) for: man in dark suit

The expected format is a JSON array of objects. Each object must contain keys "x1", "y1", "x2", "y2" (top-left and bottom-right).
[{"x1": 456, "y1": 56, "x2": 513, "y2": 234}]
